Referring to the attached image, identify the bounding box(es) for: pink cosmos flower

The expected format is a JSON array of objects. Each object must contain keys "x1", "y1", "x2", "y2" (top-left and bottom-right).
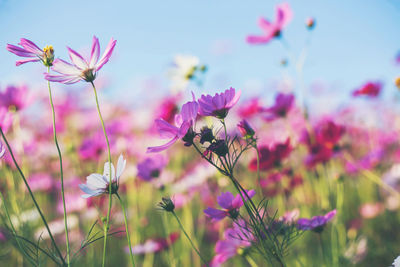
[
  {"x1": 6, "y1": 38, "x2": 54, "y2": 66},
  {"x1": 262, "y1": 93, "x2": 294, "y2": 121},
  {"x1": 211, "y1": 219, "x2": 253, "y2": 267},
  {"x1": 137, "y1": 155, "x2": 168, "y2": 181},
  {"x1": 246, "y1": 3, "x2": 293, "y2": 45},
  {"x1": 79, "y1": 154, "x2": 126, "y2": 198},
  {"x1": 198, "y1": 87, "x2": 241, "y2": 119},
  {"x1": 147, "y1": 99, "x2": 199, "y2": 153},
  {"x1": 0, "y1": 85, "x2": 31, "y2": 111},
  {"x1": 249, "y1": 138, "x2": 292, "y2": 171},
  {"x1": 297, "y1": 209, "x2": 336, "y2": 232},
  {"x1": 352, "y1": 81, "x2": 382, "y2": 97},
  {"x1": 44, "y1": 36, "x2": 116, "y2": 84},
  {"x1": 204, "y1": 190, "x2": 256, "y2": 221},
  {"x1": 237, "y1": 97, "x2": 263, "y2": 119}
]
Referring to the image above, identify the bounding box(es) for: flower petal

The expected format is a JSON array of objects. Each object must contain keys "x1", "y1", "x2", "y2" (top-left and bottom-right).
[
  {"x1": 147, "y1": 136, "x2": 179, "y2": 153},
  {"x1": 95, "y1": 38, "x2": 117, "y2": 71},
  {"x1": 19, "y1": 38, "x2": 43, "y2": 55},
  {"x1": 89, "y1": 36, "x2": 100, "y2": 68},
  {"x1": 67, "y1": 47, "x2": 89, "y2": 70}
]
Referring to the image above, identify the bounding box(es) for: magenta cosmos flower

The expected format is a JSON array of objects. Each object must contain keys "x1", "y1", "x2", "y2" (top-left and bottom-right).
[
  {"x1": 297, "y1": 209, "x2": 336, "y2": 232},
  {"x1": 352, "y1": 81, "x2": 382, "y2": 97},
  {"x1": 198, "y1": 87, "x2": 241, "y2": 119},
  {"x1": 147, "y1": 99, "x2": 199, "y2": 153},
  {"x1": 247, "y1": 3, "x2": 293, "y2": 45},
  {"x1": 262, "y1": 93, "x2": 294, "y2": 121},
  {"x1": 44, "y1": 36, "x2": 116, "y2": 84},
  {"x1": 7, "y1": 38, "x2": 54, "y2": 66},
  {"x1": 204, "y1": 190, "x2": 256, "y2": 221}
]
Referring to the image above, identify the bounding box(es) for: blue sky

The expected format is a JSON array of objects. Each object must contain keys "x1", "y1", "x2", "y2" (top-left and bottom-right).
[{"x1": 1, "y1": 0, "x2": 399, "y2": 110}]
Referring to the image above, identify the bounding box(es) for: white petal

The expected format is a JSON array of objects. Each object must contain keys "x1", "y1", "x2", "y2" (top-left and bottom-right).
[
  {"x1": 116, "y1": 154, "x2": 126, "y2": 181},
  {"x1": 86, "y1": 173, "x2": 107, "y2": 189},
  {"x1": 103, "y1": 162, "x2": 116, "y2": 181}
]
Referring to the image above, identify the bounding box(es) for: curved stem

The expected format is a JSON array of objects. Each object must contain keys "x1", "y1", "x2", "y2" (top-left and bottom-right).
[
  {"x1": 47, "y1": 67, "x2": 70, "y2": 267},
  {"x1": 90, "y1": 81, "x2": 113, "y2": 267},
  {"x1": 116, "y1": 193, "x2": 135, "y2": 266},
  {"x1": 0, "y1": 127, "x2": 66, "y2": 266},
  {"x1": 171, "y1": 211, "x2": 209, "y2": 267}
]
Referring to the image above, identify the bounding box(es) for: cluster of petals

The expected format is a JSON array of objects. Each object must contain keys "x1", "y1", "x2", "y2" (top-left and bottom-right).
[
  {"x1": 262, "y1": 93, "x2": 294, "y2": 121},
  {"x1": 297, "y1": 209, "x2": 336, "y2": 232},
  {"x1": 211, "y1": 219, "x2": 253, "y2": 266},
  {"x1": 204, "y1": 190, "x2": 256, "y2": 221},
  {"x1": 198, "y1": 87, "x2": 241, "y2": 119},
  {"x1": 45, "y1": 36, "x2": 116, "y2": 84},
  {"x1": 79, "y1": 154, "x2": 126, "y2": 198},
  {"x1": 249, "y1": 138, "x2": 292, "y2": 171},
  {"x1": 352, "y1": 81, "x2": 382, "y2": 97},
  {"x1": 246, "y1": 2, "x2": 293, "y2": 45},
  {"x1": 6, "y1": 38, "x2": 50, "y2": 66},
  {"x1": 147, "y1": 99, "x2": 199, "y2": 153}
]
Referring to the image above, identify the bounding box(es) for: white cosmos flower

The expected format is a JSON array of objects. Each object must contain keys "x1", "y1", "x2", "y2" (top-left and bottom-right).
[
  {"x1": 79, "y1": 154, "x2": 126, "y2": 198},
  {"x1": 168, "y1": 55, "x2": 200, "y2": 93},
  {"x1": 393, "y1": 255, "x2": 400, "y2": 267}
]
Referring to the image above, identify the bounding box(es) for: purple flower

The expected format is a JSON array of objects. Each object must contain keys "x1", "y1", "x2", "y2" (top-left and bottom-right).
[
  {"x1": 79, "y1": 154, "x2": 126, "y2": 198},
  {"x1": 6, "y1": 38, "x2": 54, "y2": 66},
  {"x1": 297, "y1": 209, "x2": 336, "y2": 232},
  {"x1": 204, "y1": 190, "x2": 256, "y2": 221},
  {"x1": 262, "y1": 93, "x2": 294, "y2": 121},
  {"x1": 44, "y1": 36, "x2": 116, "y2": 84},
  {"x1": 211, "y1": 219, "x2": 253, "y2": 266},
  {"x1": 137, "y1": 155, "x2": 168, "y2": 181},
  {"x1": 147, "y1": 99, "x2": 198, "y2": 153},
  {"x1": 198, "y1": 87, "x2": 241, "y2": 119}
]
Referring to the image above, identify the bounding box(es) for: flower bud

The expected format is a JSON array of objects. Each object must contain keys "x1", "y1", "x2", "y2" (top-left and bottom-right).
[
  {"x1": 237, "y1": 120, "x2": 255, "y2": 139},
  {"x1": 306, "y1": 17, "x2": 315, "y2": 30},
  {"x1": 208, "y1": 139, "x2": 229, "y2": 157},
  {"x1": 42, "y1": 45, "x2": 55, "y2": 67},
  {"x1": 200, "y1": 126, "x2": 214, "y2": 144},
  {"x1": 158, "y1": 197, "x2": 175, "y2": 212}
]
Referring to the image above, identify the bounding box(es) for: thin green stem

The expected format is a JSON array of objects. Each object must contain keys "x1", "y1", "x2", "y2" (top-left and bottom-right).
[
  {"x1": 1, "y1": 191, "x2": 36, "y2": 266},
  {"x1": 171, "y1": 211, "x2": 209, "y2": 267},
  {"x1": 47, "y1": 67, "x2": 70, "y2": 267},
  {"x1": 116, "y1": 193, "x2": 135, "y2": 266},
  {"x1": 0, "y1": 127, "x2": 66, "y2": 266},
  {"x1": 90, "y1": 81, "x2": 113, "y2": 267}
]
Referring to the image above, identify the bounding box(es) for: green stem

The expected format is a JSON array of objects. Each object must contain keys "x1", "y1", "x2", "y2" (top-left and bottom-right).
[
  {"x1": 0, "y1": 191, "x2": 36, "y2": 266},
  {"x1": 0, "y1": 127, "x2": 66, "y2": 266},
  {"x1": 47, "y1": 67, "x2": 70, "y2": 267},
  {"x1": 116, "y1": 193, "x2": 135, "y2": 266},
  {"x1": 171, "y1": 211, "x2": 209, "y2": 267},
  {"x1": 90, "y1": 81, "x2": 113, "y2": 267}
]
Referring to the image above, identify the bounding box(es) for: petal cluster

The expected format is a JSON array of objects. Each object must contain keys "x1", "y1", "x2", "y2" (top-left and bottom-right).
[
  {"x1": 297, "y1": 209, "x2": 336, "y2": 232},
  {"x1": 198, "y1": 87, "x2": 241, "y2": 119},
  {"x1": 6, "y1": 39, "x2": 48, "y2": 66}
]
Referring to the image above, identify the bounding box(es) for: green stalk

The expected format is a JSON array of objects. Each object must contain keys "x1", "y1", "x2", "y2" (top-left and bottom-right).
[
  {"x1": 0, "y1": 127, "x2": 66, "y2": 266},
  {"x1": 0, "y1": 191, "x2": 36, "y2": 266},
  {"x1": 90, "y1": 81, "x2": 113, "y2": 267},
  {"x1": 116, "y1": 193, "x2": 135, "y2": 266},
  {"x1": 47, "y1": 67, "x2": 70, "y2": 266},
  {"x1": 171, "y1": 211, "x2": 209, "y2": 267}
]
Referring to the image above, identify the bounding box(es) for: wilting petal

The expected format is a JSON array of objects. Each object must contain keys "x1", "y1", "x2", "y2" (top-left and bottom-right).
[{"x1": 96, "y1": 38, "x2": 117, "y2": 71}]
